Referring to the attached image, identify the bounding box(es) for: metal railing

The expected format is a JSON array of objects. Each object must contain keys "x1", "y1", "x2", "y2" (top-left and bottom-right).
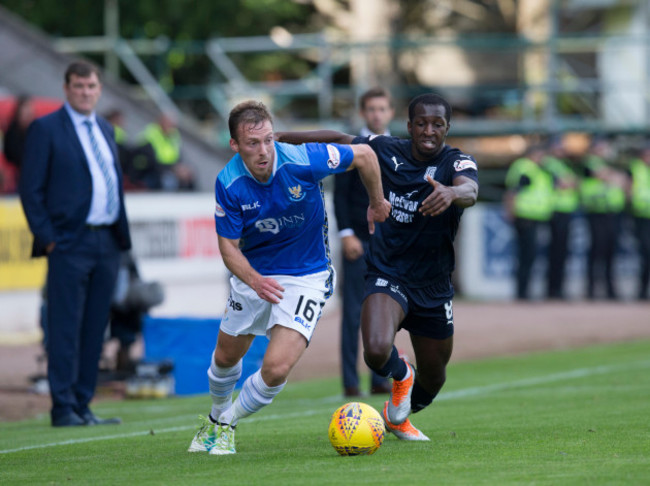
[{"x1": 52, "y1": 30, "x2": 650, "y2": 139}]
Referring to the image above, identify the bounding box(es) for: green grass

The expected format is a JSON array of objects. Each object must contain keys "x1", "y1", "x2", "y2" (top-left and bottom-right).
[{"x1": 2, "y1": 340, "x2": 650, "y2": 485}]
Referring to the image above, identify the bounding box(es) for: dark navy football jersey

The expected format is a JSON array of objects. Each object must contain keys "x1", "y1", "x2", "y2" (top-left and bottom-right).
[{"x1": 352, "y1": 135, "x2": 479, "y2": 289}]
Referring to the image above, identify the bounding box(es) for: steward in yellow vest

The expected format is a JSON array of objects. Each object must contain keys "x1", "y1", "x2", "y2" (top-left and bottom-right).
[
  {"x1": 138, "y1": 115, "x2": 194, "y2": 191},
  {"x1": 505, "y1": 156, "x2": 553, "y2": 222},
  {"x1": 628, "y1": 145, "x2": 650, "y2": 299},
  {"x1": 504, "y1": 147, "x2": 553, "y2": 299},
  {"x1": 140, "y1": 116, "x2": 182, "y2": 167},
  {"x1": 579, "y1": 138, "x2": 625, "y2": 299},
  {"x1": 542, "y1": 139, "x2": 578, "y2": 299}
]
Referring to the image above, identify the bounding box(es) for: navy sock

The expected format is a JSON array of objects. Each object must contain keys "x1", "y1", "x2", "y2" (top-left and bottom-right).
[
  {"x1": 410, "y1": 379, "x2": 435, "y2": 413},
  {"x1": 366, "y1": 346, "x2": 407, "y2": 381}
]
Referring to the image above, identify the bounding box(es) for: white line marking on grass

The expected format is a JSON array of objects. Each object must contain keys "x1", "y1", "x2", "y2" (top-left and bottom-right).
[
  {"x1": 436, "y1": 360, "x2": 650, "y2": 401},
  {"x1": 0, "y1": 409, "x2": 325, "y2": 455},
  {"x1": 2, "y1": 359, "x2": 649, "y2": 455}
]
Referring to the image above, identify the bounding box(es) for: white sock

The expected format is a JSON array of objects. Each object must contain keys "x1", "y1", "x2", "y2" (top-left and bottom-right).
[
  {"x1": 219, "y1": 369, "x2": 285, "y2": 426},
  {"x1": 207, "y1": 355, "x2": 242, "y2": 422}
]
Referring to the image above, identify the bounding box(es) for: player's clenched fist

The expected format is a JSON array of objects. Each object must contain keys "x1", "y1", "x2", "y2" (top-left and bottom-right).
[{"x1": 367, "y1": 198, "x2": 391, "y2": 234}]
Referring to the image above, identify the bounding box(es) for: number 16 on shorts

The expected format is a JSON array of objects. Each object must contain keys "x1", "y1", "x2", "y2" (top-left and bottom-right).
[{"x1": 293, "y1": 295, "x2": 324, "y2": 331}]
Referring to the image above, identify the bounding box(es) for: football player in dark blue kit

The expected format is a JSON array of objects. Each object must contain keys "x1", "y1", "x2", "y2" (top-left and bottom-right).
[{"x1": 277, "y1": 93, "x2": 479, "y2": 440}]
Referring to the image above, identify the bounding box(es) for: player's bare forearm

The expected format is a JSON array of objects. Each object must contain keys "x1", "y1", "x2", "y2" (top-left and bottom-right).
[
  {"x1": 349, "y1": 145, "x2": 391, "y2": 233},
  {"x1": 275, "y1": 130, "x2": 355, "y2": 145},
  {"x1": 218, "y1": 235, "x2": 284, "y2": 303},
  {"x1": 451, "y1": 177, "x2": 479, "y2": 208},
  {"x1": 350, "y1": 145, "x2": 384, "y2": 206}
]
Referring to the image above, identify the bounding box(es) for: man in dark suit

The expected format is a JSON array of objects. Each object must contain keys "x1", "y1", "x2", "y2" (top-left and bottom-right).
[
  {"x1": 20, "y1": 61, "x2": 131, "y2": 427},
  {"x1": 334, "y1": 87, "x2": 394, "y2": 397}
]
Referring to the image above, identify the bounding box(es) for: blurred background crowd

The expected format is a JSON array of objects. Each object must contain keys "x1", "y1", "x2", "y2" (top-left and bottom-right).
[
  {"x1": 1, "y1": 99, "x2": 196, "y2": 193},
  {"x1": 504, "y1": 134, "x2": 650, "y2": 302}
]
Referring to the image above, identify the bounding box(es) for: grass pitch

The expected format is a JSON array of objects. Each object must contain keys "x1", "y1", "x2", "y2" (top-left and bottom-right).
[{"x1": 1, "y1": 339, "x2": 649, "y2": 485}]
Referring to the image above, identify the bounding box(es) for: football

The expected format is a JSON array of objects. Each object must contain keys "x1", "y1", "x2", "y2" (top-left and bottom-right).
[{"x1": 328, "y1": 402, "x2": 385, "y2": 456}]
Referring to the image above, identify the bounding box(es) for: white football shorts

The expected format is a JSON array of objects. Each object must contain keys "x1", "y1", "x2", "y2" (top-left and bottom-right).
[{"x1": 219, "y1": 270, "x2": 334, "y2": 342}]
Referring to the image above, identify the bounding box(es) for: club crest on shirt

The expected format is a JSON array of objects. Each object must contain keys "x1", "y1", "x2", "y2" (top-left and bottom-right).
[
  {"x1": 287, "y1": 184, "x2": 306, "y2": 201},
  {"x1": 423, "y1": 166, "x2": 437, "y2": 182},
  {"x1": 326, "y1": 144, "x2": 341, "y2": 169}
]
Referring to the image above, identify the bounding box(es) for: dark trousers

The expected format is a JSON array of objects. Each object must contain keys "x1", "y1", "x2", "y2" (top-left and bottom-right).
[
  {"x1": 514, "y1": 218, "x2": 540, "y2": 300},
  {"x1": 586, "y1": 213, "x2": 619, "y2": 299},
  {"x1": 47, "y1": 227, "x2": 120, "y2": 421},
  {"x1": 340, "y1": 243, "x2": 387, "y2": 390},
  {"x1": 635, "y1": 217, "x2": 650, "y2": 299},
  {"x1": 547, "y1": 212, "x2": 572, "y2": 299}
]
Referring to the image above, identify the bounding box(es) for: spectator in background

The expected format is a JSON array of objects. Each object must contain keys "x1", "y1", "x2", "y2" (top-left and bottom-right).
[
  {"x1": 139, "y1": 114, "x2": 195, "y2": 191},
  {"x1": 334, "y1": 87, "x2": 394, "y2": 397},
  {"x1": 542, "y1": 137, "x2": 579, "y2": 299},
  {"x1": 106, "y1": 109, "x2": 160, "y2": 190},
  {"x1": 19, "y1": 61, "x2": 131, "y2": 427},
  {"x1": 580, "y1": 138, "x2": 626, "y2": 300},
  {"x1": 627, "y1": 143, "x2": 650, "y2": 300},
  {"x1": 3, "y1": 95, "x2": 36, "y2": 182},
  {"x1": 505, "y1": 146, "x2": 553, "y2": 300}
]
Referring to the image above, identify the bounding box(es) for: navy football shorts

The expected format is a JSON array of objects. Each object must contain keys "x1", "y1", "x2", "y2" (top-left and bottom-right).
[{"x1": 363, "y1": 272, "x2": 454, "y2": 340}]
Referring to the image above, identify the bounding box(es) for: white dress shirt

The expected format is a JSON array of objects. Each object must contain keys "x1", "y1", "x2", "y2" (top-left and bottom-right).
[{"x1": 64, "y1": 103, "x2": 120, "y2": 225}]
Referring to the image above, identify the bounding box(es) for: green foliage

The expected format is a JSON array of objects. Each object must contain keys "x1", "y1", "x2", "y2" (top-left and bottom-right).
[
  {"x1": 2, "y1": 340, "x2": 650, "y2": 485},
  {"x1": 0, "y1": 0, "x2": 103, "y2": 37},
  {"x1": 0, "y1": 0, "x2": 316, "y2": 39},
  {"x1": 0, "y1": 0, "x2": 319, "y2": 104}
]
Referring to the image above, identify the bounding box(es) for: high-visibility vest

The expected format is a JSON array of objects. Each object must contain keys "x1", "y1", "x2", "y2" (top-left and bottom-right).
[
  {"x1": 630, "y1": 158, "x2": 650, "y2": 219},
  {"x1": 542, "y1": 156, "x2": 579, "y2": 213},
  {"x1": 113, "y1": 125, "x2": 127, "y2": 145},
  {"x1": 580, "y1": 155, "x2": 625, "y2": 214},
  {"x1": 505, "y1": 157, "x2": 553, "y2": 221},
  {"x1": 141, "y1": 123, "x2": 181, "y2": 165}
]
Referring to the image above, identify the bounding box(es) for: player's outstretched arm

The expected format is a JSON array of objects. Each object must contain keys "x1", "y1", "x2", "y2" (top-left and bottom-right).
[
  {"x1": 275, "y1": 130, "x2": 355, "y2": 145},
  {"x1": 218, "y1": 235, "x2": 285, "y2": 304},
  {"x1": 419, "y1": 175, "x2": 479, "y2": 217},
  {"x1": 348, "y1": 144, "x2": 391, "y2": 234}
]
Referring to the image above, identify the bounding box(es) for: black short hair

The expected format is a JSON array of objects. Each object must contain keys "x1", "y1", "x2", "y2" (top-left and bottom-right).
[
  {"x1": 408, "y1": 93, "x2": 451, "y2": 124},
  {"x1": 228, "y1": 100, "x2": 273, "y2": 141},
  {"x1": 359, "y1": 87, "x2": 392, "y2": 110},
  {"x1": 64, "y1": 61, "x2": 102, "y2": 84}
]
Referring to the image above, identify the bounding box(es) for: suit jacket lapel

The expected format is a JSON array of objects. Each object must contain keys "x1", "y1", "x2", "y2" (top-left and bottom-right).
[{"x1": 59, "y1": 108, "x2": 91, "y2": 176}]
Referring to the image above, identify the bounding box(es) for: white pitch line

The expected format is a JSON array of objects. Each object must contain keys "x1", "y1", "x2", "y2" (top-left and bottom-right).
[
  {"x1": 0, "y1": 409, "x2": 327, "y2": 455},
  {"x1": 1, "y1": 359, "x2": 648, "y2": 455},
  {"x1": 436, "y1": 359, "x2": 650, "y2": 401}
]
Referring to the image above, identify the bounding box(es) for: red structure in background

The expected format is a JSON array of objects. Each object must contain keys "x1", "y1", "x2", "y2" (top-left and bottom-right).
[{"x1": 0, "y1": 96, "x2": 62, "y2": 193}]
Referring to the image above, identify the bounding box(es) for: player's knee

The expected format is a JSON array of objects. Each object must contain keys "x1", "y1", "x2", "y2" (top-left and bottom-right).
[
  {"x1": 213, "y1": 348, "x2": 240, "y2": 368},
  {"x1": 363, "y1": 342, "x2": 392, "y2": 370},
  {"x1": 260, "y1": 361, "x2": 291, "y2": 387}
]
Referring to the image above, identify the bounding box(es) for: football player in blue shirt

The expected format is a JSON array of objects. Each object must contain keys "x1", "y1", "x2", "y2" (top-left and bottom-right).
[
  {"x1": 277, "y1": 93, "x2": 479, "y2": 440},
  {"x1": 188, "y1": 100, "x2": 390, "y2": 455}
]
